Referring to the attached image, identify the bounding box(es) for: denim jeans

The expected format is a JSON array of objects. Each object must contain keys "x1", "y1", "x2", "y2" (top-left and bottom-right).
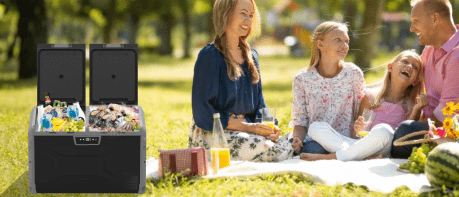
[
  {"x1": 301, "y1": 135, "x2": 329, "y2": 154},
  {"x1": 289, "y1": 134, "x2": 329, "y2": 155},
  {"x1": 391, "y1": 120, "x2": 429, "y2": 158}
]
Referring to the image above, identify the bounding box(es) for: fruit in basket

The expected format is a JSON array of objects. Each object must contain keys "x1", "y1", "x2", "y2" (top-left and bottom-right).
[
  {"x1": 399, "y1": 143, "x2": 433, "y2": 173},
  {"x1": 425, "y1": 142, "x2": 459, "y2": 189}
]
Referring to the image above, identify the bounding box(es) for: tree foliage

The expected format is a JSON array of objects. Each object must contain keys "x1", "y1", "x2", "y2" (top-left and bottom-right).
[{"x1": 0, "y1": 0, "x2": 435, "y2": 79}]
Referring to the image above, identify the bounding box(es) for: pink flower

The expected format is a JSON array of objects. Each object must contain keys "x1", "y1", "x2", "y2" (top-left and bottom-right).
[
  {"x1": 436, "y1": 127, "x2": 446, "y2": 137},
  {"x1": 427, "y1": 118, "x2": 446, "y2": 138}
]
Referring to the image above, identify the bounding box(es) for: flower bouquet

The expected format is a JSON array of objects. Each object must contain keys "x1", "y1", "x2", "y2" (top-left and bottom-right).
[{"x1": 430, "y1": 102, "x2": 459, "y2": 142}]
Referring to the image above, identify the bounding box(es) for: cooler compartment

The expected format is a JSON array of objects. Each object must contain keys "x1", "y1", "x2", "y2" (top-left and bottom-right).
[{"x1": 88, "y1": 104, "x2": 141, "y2": 132}]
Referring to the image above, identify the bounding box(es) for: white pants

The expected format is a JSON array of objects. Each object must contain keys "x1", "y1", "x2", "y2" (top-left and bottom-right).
[{"x1": 308, "y1": 122, "x2": 395, "y2": 161}]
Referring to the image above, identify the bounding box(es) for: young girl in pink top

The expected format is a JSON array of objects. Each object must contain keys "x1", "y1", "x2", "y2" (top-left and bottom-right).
[{"x1": 302, "y1": 50, "x2": 428, "y2": 161}]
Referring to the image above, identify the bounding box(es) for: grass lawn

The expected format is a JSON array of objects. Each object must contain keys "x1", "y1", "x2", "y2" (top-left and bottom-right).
[{"x1": 0, "y1": 52, "x2": 453, "y2": 196}]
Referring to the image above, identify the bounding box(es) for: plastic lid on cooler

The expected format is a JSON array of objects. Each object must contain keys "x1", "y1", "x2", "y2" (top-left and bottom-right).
[
  {"x1": 37, "y1": 44, "x2": 86, "y2": 108},
  {"x1": 89, "y1": 44, "x2": 138, "y2": 105}
]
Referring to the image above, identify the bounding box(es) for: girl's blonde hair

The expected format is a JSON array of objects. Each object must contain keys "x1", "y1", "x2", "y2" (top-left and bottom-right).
[
  {"x1": 367, "y1": 50, "x2": 425, "y2": 113},
  {"x1": 212, "y1": 0, "x2": 261, "y2": 84},
  {"x1": 309, "y1": 21, "x2": 349, "y2": 70}
]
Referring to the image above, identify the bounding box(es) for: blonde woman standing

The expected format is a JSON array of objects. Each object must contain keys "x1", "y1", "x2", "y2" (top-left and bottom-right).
[
  {"x1": 190, "y1": 0, "x2": 293, "y2": 162},
  {"x1": 290, "y1": 21, "x2": 366, "y2": 155}
]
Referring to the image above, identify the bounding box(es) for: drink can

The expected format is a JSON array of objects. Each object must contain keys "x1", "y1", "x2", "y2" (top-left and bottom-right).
[
  {"x1": 61, "y1": 101, "x2": 67, "y2": 108},
  {"x1": 53, "y1": 100, "x2": 61, "y2": 107}
]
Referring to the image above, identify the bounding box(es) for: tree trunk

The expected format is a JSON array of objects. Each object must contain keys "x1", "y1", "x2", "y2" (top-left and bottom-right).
[
  {"x1": 157, "y1": 12, "x2": 174, "y2": 55},
  {"x1": 343, "y1": 0, "x2": 358, "y2": 55},
  {"x1": 17, "y1": 0, "x2": 48, "y2": 79},
  {"x1": 354, "y1": 0, "x2": 386, "y2": 72},
  {"x1": 207, "y1": 0, "x2": 215, "y2": 43},
  {"x1": 7, "y1": 31, "x2": 17, "y2": 60},
  {"x1": 132, "y1": 14, "x2": 140, "y2": 44},
  {"x1": 179, "y1": 0, "x2": 191, "y2": 58},
  {"x1": 103, "y1": 0, "x2": 116, "y2": 43},
  {"x1": 124, "y1": 12, "x2": 140, "y2": 44}
]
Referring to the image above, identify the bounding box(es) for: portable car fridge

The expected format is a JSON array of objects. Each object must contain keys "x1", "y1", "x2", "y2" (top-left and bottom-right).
[{"x1": 28, "y1": 44, "x2": 146, "y2": 194}]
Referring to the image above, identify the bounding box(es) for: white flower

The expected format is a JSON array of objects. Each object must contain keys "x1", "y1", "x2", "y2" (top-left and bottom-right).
[{"x1": 453, "y1": 114, "x2": 459, "y2": 131}]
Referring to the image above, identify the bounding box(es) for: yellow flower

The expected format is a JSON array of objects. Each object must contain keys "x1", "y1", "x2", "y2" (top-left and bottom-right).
[
  {"x1": 446, "y1": 128, "x2": 453, "y2": 139},
  {"x1": 443, "y1": 117, "x2": 453, "y2": 130},
  {"x1": 455, "y1": 103, "x2": 459, "y2": 111},
  {"x1": 447, "y1": 128, "x2": 459, "y2": 140},
  {"x1": 442, "y1": 102, "x2": 456, "y2": 115}
]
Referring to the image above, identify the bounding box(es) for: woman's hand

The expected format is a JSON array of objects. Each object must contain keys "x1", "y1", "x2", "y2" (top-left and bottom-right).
[
  {"x1": 354, "y1": 116, "x2": 365, "y2": 134},
  {"x1": 268, "y1": 126, "x2": 281, "y2": 142},
  {"x1": 247, "y1": 123, "x2": 274, "y2": 137},
  {"x1": 414, "y1": 94, "x2": 428, "y2": 110}
]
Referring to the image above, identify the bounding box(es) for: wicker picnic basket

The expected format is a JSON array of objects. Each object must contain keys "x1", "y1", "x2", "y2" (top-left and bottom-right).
[
  {"x1": 392, "y1": 130, "x2": 446, "y2": 147},
  {"x1": 393, "y1": 119, "x2": 455, "y2": 147}
]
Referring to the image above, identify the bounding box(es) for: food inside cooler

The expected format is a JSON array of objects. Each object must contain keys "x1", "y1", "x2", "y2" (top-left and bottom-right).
[
  {"x1": 88, "y1": 103, "x2": 140, "y2": 132},
  {"x1": 36, "y1": 102, "x2": 86, "y2": 132}
]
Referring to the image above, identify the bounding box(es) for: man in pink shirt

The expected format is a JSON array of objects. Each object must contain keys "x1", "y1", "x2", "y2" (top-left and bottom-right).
[{"x1": 391, "y1": 0, "x2": 459, "y2": 158}]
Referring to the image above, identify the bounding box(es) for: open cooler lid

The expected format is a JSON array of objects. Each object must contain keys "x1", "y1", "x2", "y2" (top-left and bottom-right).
[
  {"x1": 37, "y1": 44, "x2": 86, "y2": 108},
  {"x1": 90, "y1": 44, "x2": 138, "y2": 105}
]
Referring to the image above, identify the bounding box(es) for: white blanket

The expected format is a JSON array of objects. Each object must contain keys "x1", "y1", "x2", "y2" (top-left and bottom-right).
[{"x1": 146, "y1": 157, "x2": 432, "y2": 194}]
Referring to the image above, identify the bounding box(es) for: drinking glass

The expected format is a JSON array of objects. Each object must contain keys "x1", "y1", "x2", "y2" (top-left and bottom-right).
[
  {"x1": 358, "y1": 108, "x2": 375, "y2": 138},
  {"x1": 261, "y1": 108, "x2": 276, "y2": 134}
]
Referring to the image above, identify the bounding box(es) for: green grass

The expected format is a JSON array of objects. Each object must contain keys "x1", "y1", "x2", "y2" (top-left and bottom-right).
[{"x1": 0, "y1": 53, "x2": 455, "y2": 196}]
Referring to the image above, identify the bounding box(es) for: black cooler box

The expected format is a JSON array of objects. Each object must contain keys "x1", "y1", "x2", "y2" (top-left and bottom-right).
[{"x1": 28, "y1": 44, "x2": 146, "y2": 194}]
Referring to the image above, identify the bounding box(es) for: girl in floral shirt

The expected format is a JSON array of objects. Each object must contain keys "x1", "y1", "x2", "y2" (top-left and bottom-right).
[
  {"x1": 290, "y1": 21, "x2": 366, "y2": 155},
  {"x1": 302, "y1": 50, "x2": 428, "y2": 161}
]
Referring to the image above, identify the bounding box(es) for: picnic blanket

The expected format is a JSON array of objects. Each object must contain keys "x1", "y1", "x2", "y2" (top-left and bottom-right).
[{"x1": 146, "y1": 157, "x2": 432, "y2": 194}]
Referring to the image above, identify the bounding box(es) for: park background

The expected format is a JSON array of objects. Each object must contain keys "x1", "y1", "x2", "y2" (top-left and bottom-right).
[{"x1": 1, "y1": 0, "x2": 459, "y2": 196}]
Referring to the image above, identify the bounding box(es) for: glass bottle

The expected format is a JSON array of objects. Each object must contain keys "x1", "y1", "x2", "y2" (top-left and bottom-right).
[
  {"x1": 44, "y1": 92, "x2": 51, "y2": 107},
  {"x1": 211, "y1": 113, "x2": 230, "y2": 174}
]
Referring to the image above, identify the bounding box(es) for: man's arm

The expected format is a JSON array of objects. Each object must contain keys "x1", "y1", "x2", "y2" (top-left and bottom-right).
[{"x1": 431, "y1": 49, "x2": 459, "y2": 126}]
